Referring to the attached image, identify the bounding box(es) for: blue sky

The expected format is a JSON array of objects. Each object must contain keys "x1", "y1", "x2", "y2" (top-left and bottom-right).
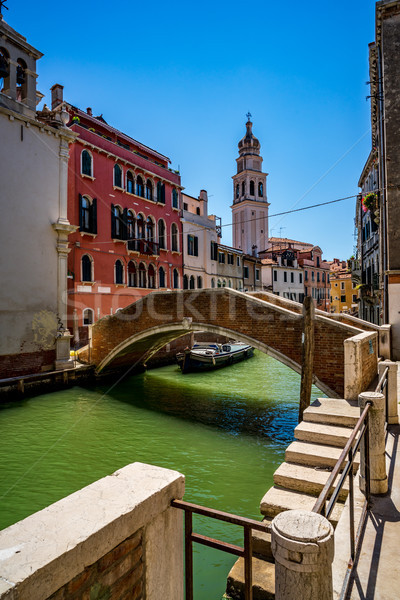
[{"x1": 10, "y1": 0, "x2": 376, "y2": 259}]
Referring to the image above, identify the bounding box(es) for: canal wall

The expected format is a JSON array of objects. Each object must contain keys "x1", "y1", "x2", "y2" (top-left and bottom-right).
[{"x1": 0, "y1": 462, "x2": 185, "y2": 600}]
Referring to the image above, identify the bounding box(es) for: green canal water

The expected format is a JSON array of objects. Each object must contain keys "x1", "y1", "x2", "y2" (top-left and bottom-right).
[{"x1": 0, "y1": 351, "x2": 323, "y2": 599}]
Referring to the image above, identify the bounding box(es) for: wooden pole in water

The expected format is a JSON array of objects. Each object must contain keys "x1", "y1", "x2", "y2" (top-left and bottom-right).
[{"x1": 299, "y1": 296, "x2": 315, "y2": 423}]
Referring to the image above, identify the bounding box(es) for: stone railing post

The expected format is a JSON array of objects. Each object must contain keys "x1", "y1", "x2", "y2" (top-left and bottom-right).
[
  {"x1": 378, "y1": 360, "x2": 399, "y2": 424},
  {"x1": 358, "y1": 391, "x2": 388, "y2": 495},
  {"x1": 271, "y1": 509, "x2": 334, "y2": 600}
]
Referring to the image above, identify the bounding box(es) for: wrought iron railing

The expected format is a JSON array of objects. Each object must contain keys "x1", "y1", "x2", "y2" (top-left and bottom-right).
[
  {"x1": 171, "y1": 499, "x2": 269, "y2": 600},
  {"x1": 376, "y1": 365, "x2": 389, "y2": 421}
]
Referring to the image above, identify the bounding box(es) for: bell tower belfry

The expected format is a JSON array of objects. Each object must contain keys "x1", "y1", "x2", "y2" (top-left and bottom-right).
[{"x1": 231, "y1": 115, "x2": 269, "y2": 255}]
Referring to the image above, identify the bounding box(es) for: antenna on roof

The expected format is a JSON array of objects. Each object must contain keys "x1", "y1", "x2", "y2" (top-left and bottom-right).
[{"x1": 0, "y1": 0, "x2": 8, "y2": 15}]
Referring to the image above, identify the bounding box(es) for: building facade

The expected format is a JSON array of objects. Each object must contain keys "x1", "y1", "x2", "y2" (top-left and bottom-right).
[
  {"x1": 231, "y1": 117, "x2": 269, "y2": 255},
  {"x1": 181, "y1": 190, "x2": 219, "y2": 289},
  {"x1": 261, "y1": 248, "x2": 305, "y2": 301},
  {"x1": 329, "y1": 259, "x2": 359, "y2": 315},
  {"x1": 297, "y1": 246, "x2": 330, "y2": 311},
  {"x1": 49, "y1": 88, "x2": 183, "y2": 343},
  {"x1": 215, "y1": 244, "x2": 244, "y2": 290},
  {"x1": 0, "y1": 17, "x2": 75, "y2": 377}
]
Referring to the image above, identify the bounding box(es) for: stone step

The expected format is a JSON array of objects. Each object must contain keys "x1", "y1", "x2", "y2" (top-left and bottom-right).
[
  {"x1": 294, "y1": 421, "x2": 355, "y2": 448},
  {"x1": 273, "y1": 462, "x2": 350, "y2": 501},
  {"x1": 260, "y1": 486, "x2": 343, "y2": 527},
  {"x1": 226, "y1": 556, "x2": 275, "y2": 600},
  {"x1": 285, "y1": 440, "x2": 360, "y2": 471},
  {"x1": 303, "y1": 398, "x2": 360, "y2": 428},
  {"x1": 252, "y1": 518, "x2": 273, "y2": 562}
]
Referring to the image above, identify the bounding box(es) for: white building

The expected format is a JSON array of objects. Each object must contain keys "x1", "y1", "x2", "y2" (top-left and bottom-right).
[
  {"x1": 0, "y1": 15, "x2": 76, "y2": 377},
  {"x1": 261, "y1": 249, "x2": 305, "y2": 302}
]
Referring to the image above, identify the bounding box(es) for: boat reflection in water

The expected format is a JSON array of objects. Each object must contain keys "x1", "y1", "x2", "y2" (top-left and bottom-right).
[{"x1": 176, "y1": 342, "x2": 254, "y2": 373}]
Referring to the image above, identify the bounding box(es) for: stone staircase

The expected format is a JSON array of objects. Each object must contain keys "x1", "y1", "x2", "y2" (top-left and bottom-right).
[{"x1": 225, "y1": 398, "x2": 360, "y2": 600}]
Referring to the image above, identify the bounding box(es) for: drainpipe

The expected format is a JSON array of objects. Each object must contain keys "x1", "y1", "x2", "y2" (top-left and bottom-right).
[{"x1": 377, "y1": 45, "x2": 388, "y2": 323}]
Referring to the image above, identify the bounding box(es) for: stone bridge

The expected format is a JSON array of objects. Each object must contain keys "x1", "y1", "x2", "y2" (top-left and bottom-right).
[{"x1": 83, "y1": 288, "x2": 388, "y2": 398}]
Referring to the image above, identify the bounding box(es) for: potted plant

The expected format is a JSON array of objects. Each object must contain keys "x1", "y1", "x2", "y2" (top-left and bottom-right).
[
  {"x1": 362, "y1": 192, "x2": 378, "y2": 213},
  {"x1": 71, "y1": 116, "x2": 80, "y2": 124}
]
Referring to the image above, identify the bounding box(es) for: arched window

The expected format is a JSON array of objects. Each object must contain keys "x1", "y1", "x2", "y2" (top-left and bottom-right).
[
  {"x1": 81, "y1": 255, "x2": 92, "y2": 282},
  {"x1": 228, "y1": 279, "x2": 232, "y2": 288},
  {"x1": 172, "y1": 189, "x2": 179, "y2": 209},
  {"x1": 183, "y1": 275, "x2": 188, "y2": 289},
  {"x1": 137, "y1": 214, "x2": 145, "y2": 239},
  {"x1": 158, "y1": 219, "x2": 166, "y2": 249},
  {"x1": 136, "y1": 175, "x2": 144, "y2": 197},
  {"x1": 211, "y1": 278, "x2": 215, "y2": 288},
  {"x1": 159, "y1": 267, "x2": 165, "y2": 288},
  {"x1": 83, "y1": 308, "x2": 94, "y2": 325},
  {"x1": 111, "y1": 205, "x2": 122, "y2": 239},
  {"x1": 126, "y1": 171, "x2": 134, "y2": 194},
  {"x1": 139, "y1": 263, "x2": 147, "y2": 288},
  {"x1": 127, "y1": 210, "x2": 135, "y2": 240},
  {"x1": 217, "y1": 279, "x2": 222, "y2": 288},
  {"x1": 157, "y1": 181, "x2": 165, "y2": 204},
  {"x1": 222, "y1": 280, "x2": 226, "y2": 287},
  {"x1": 128, "y1": 261, "x2": 137, "y2": 287},
  {"x1": 189, "y1": 275, "x2": 195, "y2": 289},
  {"x1": 236, "y1": 184, "x2": 239, "y2": 199},
  {"x1": 146, "y1": 179, "x2": 153, "y2": 200},
  {"x1": 16, "y1": 58, "x2": 27, "y2": 102},
  {"x1": 114, "y1": 164, "x2": 122, "y2": 188},
  {"x1": 0, "y1": 48, "x2": 10, "y2": 93},
  {"x1": 81, "y1": 150, "x2": 92, "y2": 176},
  {"x1": 241, "y1": 181, "x2": 245, "y2": 196},
  {"x1": 250, "y1": 180, "x2": 255, "y2": 196},
  {"x1": 258, "y1": 182, "x2": 263, "y2": 197},
  {"x1": 173, "y1": 269, "x2": 179, "y2": 289},
  {"x1": 80, "y1": 196, "x2": 91, "y2": 230},
  {"x1": 115, "y1": 260, "x2": 124, "y2": 284},
  {"x1": 146, "y1": 216, "x2": 154, "y2": 241},
  {"x1": 171, "y1": 223, "x2": 178, "y2": 251},
  {"x1": 197, "y1": 276, "x2": 202, "y2": 289},
  {"x1": 148, "y1": 264, "x2": 156, "y2": 289}
]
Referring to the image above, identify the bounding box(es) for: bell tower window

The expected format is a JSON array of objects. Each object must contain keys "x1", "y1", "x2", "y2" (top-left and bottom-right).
[
  {"x1": 258, "y1": 182, "x2": 263, "y2": 197},
  {"x1": 0, "y1": 48, "x2": 10, "y2": 94},
  {"x1": 250, "y1": 180, "x2": 255, "y2": 196},
  {"x1": 241, "y1": 181, "x2": 245, "y2": 196},
  {"x1": 16, "y1": 58, "x2": 27, "y2": 103}
]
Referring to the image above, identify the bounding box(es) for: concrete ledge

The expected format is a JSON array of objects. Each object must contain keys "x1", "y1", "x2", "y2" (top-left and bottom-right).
[{"x1": 0, "y1": 462, "x2": 184, "y2": 600}]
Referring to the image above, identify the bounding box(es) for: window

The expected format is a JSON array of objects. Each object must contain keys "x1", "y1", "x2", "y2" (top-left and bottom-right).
[
  {"x1": 115, "y1": 260, "x2": 124, "y2": 284},
  {"x1": 228, "y1": 279, "x2": 232, "y2": 288},
  {"x1": 157, "y1": 181, "x2": 165, "y2": 204},
  {"x1": 128, "y1": 261, "x2": 137, "y2": 287},
  {"x1": 317, "y1": 272, "x2": 320, "y2": 283},
  {"x1": 258, "y1": 182, "x2": 263, "y2": 197},
  {"x1": 0, "y1": 47, "x2": 10, "y2": 92},
  {"x1": 171, "y1": 223, "x2": 178, "y2": 251},
  {"x1": 158, "y1": 220, "x2": 166, "y2": 249},
  {"x1": 211, "y1": 278, "x2": 215, "y2": 288},
  {"x1": 236, "y1": 184, "x2": 239, "y2": 199},
  {"x1": 126, "y1": 171, "x2": 134, "y2": 194},
  {"x1": 172, "y1": 189, "x2": 179, "y2": 209},
  {"x1": 148, "y1": 264, "x2": 155, "y2": 289},
  {"x1": 322, "y1": 272, "x2": 325, "y2": 282},
  {"x1": 196, "y1": 207, "x2": 200, "y2": 215},
  {"x1": 111, "y1": 205, "x2": 123, "y2": 239},
  {"x1": 227, "y1": 254, "x2": 234, "y2": 265},
  {"x1": 81, "y1": 150, "x2": 93, "y2": 177},
  {"x1": 139, "y1": 263, "x2": 146, "y2": 288},
  {"x1": 256, "y1": 269, "x2": 260, "y2": 281},
  {"x1": 183, "y1": 274, "x2": 189, "y2": 289},
  {"x1": 187, "y1": 235, "x2": 198, "y2": 256},
  {"x1": 237, "y1": 256, "x2": 240, "y2": 267},
  {"x1": 299, "y1": 273, "x2": 303, "y2": 284},
  {"x1": 183, "y1": 202, "x2": 188, "y2": 211},
  {"x1": 316, "y1": 256, "x2": 320, "y2": 267},
  {"x1": 114, "y1": 164, "x2": 122, "y2": 188},
  {"x1": 16, "y1": 58, "x2": 27, "y2": 102},
  {"x1": 81, "y1": 255, "x2": 92, "y2": 282},
  {"x1": 218, "y1": 252, "x2": 225, "y2": 264},
  {"x1": 241, "y1": 181, "x2": 245, "y2": 196},
  {"x1": 305, "y1": 270, "x2": 308, "y2": 281},
  {"x1": 352, "y1": 294, "x2": 357, "y2": 302},
  {"x1": 341, "y1": 295, "x2": 346, "y2": 303},
  {"x1": 189, "y1": 275, "x2": 195, "y2": 289},
  {"x1": 250, "y1": 180, "x2": 255, "y2": 195},
  {"x1": 244, "y1": 266, "x2": 249, "y2": 279},
  {"x1": 197, "y1": 276, "x2": 203, "y2": 289},
  {"x1": 341, "y1": 282, "x2": 345, "y2": 290},
  {"x1": 284, "y1": 271, "x2": 287, "y2": 282},
  {"x1": 127, "y1": 210, "x2": 135, "y2": 241},
  {"x1": 327, "y1": 274, "x2": 330, "y2": 283},
  {"x1": 210, "y1": 241, "x2": 218, "y2": 261},
  {"x1": 146, "y1": 179, "x2": 153, "y2": 200},
  {"x1": 273, "y1": 270, "x2": 277, "y2": 282},
  {"x1": 136, "y1": 175, "x2": 144, "y2": 197},
  {"x1": 83, "y1": 308, "x2": 94, "y2": 325},
  {"x1": 173, "y1": 269, "x2": 179, "y2": 289},
  {"x1": 79, "y1": 195, "x2": 97, "y2": 234},
  {"x1": 311, "y1": 271, "x2": 315, "y2": 282},
  {"x1": 290, "y1": 272, "x2": 294, "y2": 283},
  {"x1": 146, "y1": 216, "x2": 154, "y2": 241},
  {"x1": 159, "y1": 267, "x2": 165, "y2": 288}
]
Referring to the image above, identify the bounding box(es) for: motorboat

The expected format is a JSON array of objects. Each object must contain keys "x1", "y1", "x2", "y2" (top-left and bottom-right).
[{"x1": 176, "y1": 342, "x2": 254, "y2": 373}]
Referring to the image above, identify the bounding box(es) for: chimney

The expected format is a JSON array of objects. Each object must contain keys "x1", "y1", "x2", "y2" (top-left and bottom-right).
[
  {"x1": 50, "y1": 84, "x2": 64, "y2": 110},
  {"x1": 87, "y1": 107, "x2": 92, "y2": 116},
  {"x1": 199, "y1": 189, "x2": 208, "y2": 216}
]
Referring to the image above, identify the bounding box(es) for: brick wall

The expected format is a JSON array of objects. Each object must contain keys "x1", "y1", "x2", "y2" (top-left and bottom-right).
[
  {"x1": 48, "y1": 532, "x2": 143, "y2": 600},
  {"x1": 0, "y1": 349, "x2": 56, "y2": 378}
]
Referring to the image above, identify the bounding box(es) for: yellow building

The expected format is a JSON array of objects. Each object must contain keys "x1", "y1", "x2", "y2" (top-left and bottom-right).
[{"x1": 329, "y1": 259, "x2": 359, "y2": 315}]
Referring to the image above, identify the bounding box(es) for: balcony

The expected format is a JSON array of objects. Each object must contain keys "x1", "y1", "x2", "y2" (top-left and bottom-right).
[{"x1": 127, "y1": 239, "x2": 159, "y2": 256}]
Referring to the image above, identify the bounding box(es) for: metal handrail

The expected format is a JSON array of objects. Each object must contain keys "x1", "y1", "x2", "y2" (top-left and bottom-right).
[
  {"x1": 375, "y1": 366, "x2": 389, "y2": 421},
  {"x1": 171, "y1": 499, "x2": 269, "y2": 600}
]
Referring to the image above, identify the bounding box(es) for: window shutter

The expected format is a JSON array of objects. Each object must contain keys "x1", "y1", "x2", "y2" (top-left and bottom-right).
[
  {"x1": 122, "y1": 208, "x2": 128, "y2": 240},
  {"x1": 187, "y1": 235, "x2": 191, "y2": 254},
  {"x1": 79, "y1": 194, "x2": 83, "y2": 230},
  {"x1": 194, "y1": 236, "x2": 198, "y2": 257},
  {"x1": 91, "y1": 198, "x2": 97, "y2": 234},
  {"x1": 111, "y1": 203, "x2": 116, "y2": 239}
]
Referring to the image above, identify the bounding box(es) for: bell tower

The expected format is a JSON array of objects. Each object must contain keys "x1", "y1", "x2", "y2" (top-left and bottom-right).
[{"x1": 231, "y1": 115, "x2": 269, "y2": 255}]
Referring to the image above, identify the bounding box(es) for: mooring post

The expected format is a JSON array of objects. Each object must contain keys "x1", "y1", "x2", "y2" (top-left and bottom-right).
[
  {"x1": 299, "y1": 296, "x2": 315, "y2": 422},
  {"x1": 358, "y1": 391, "x2": 388, "y2": 495}
]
